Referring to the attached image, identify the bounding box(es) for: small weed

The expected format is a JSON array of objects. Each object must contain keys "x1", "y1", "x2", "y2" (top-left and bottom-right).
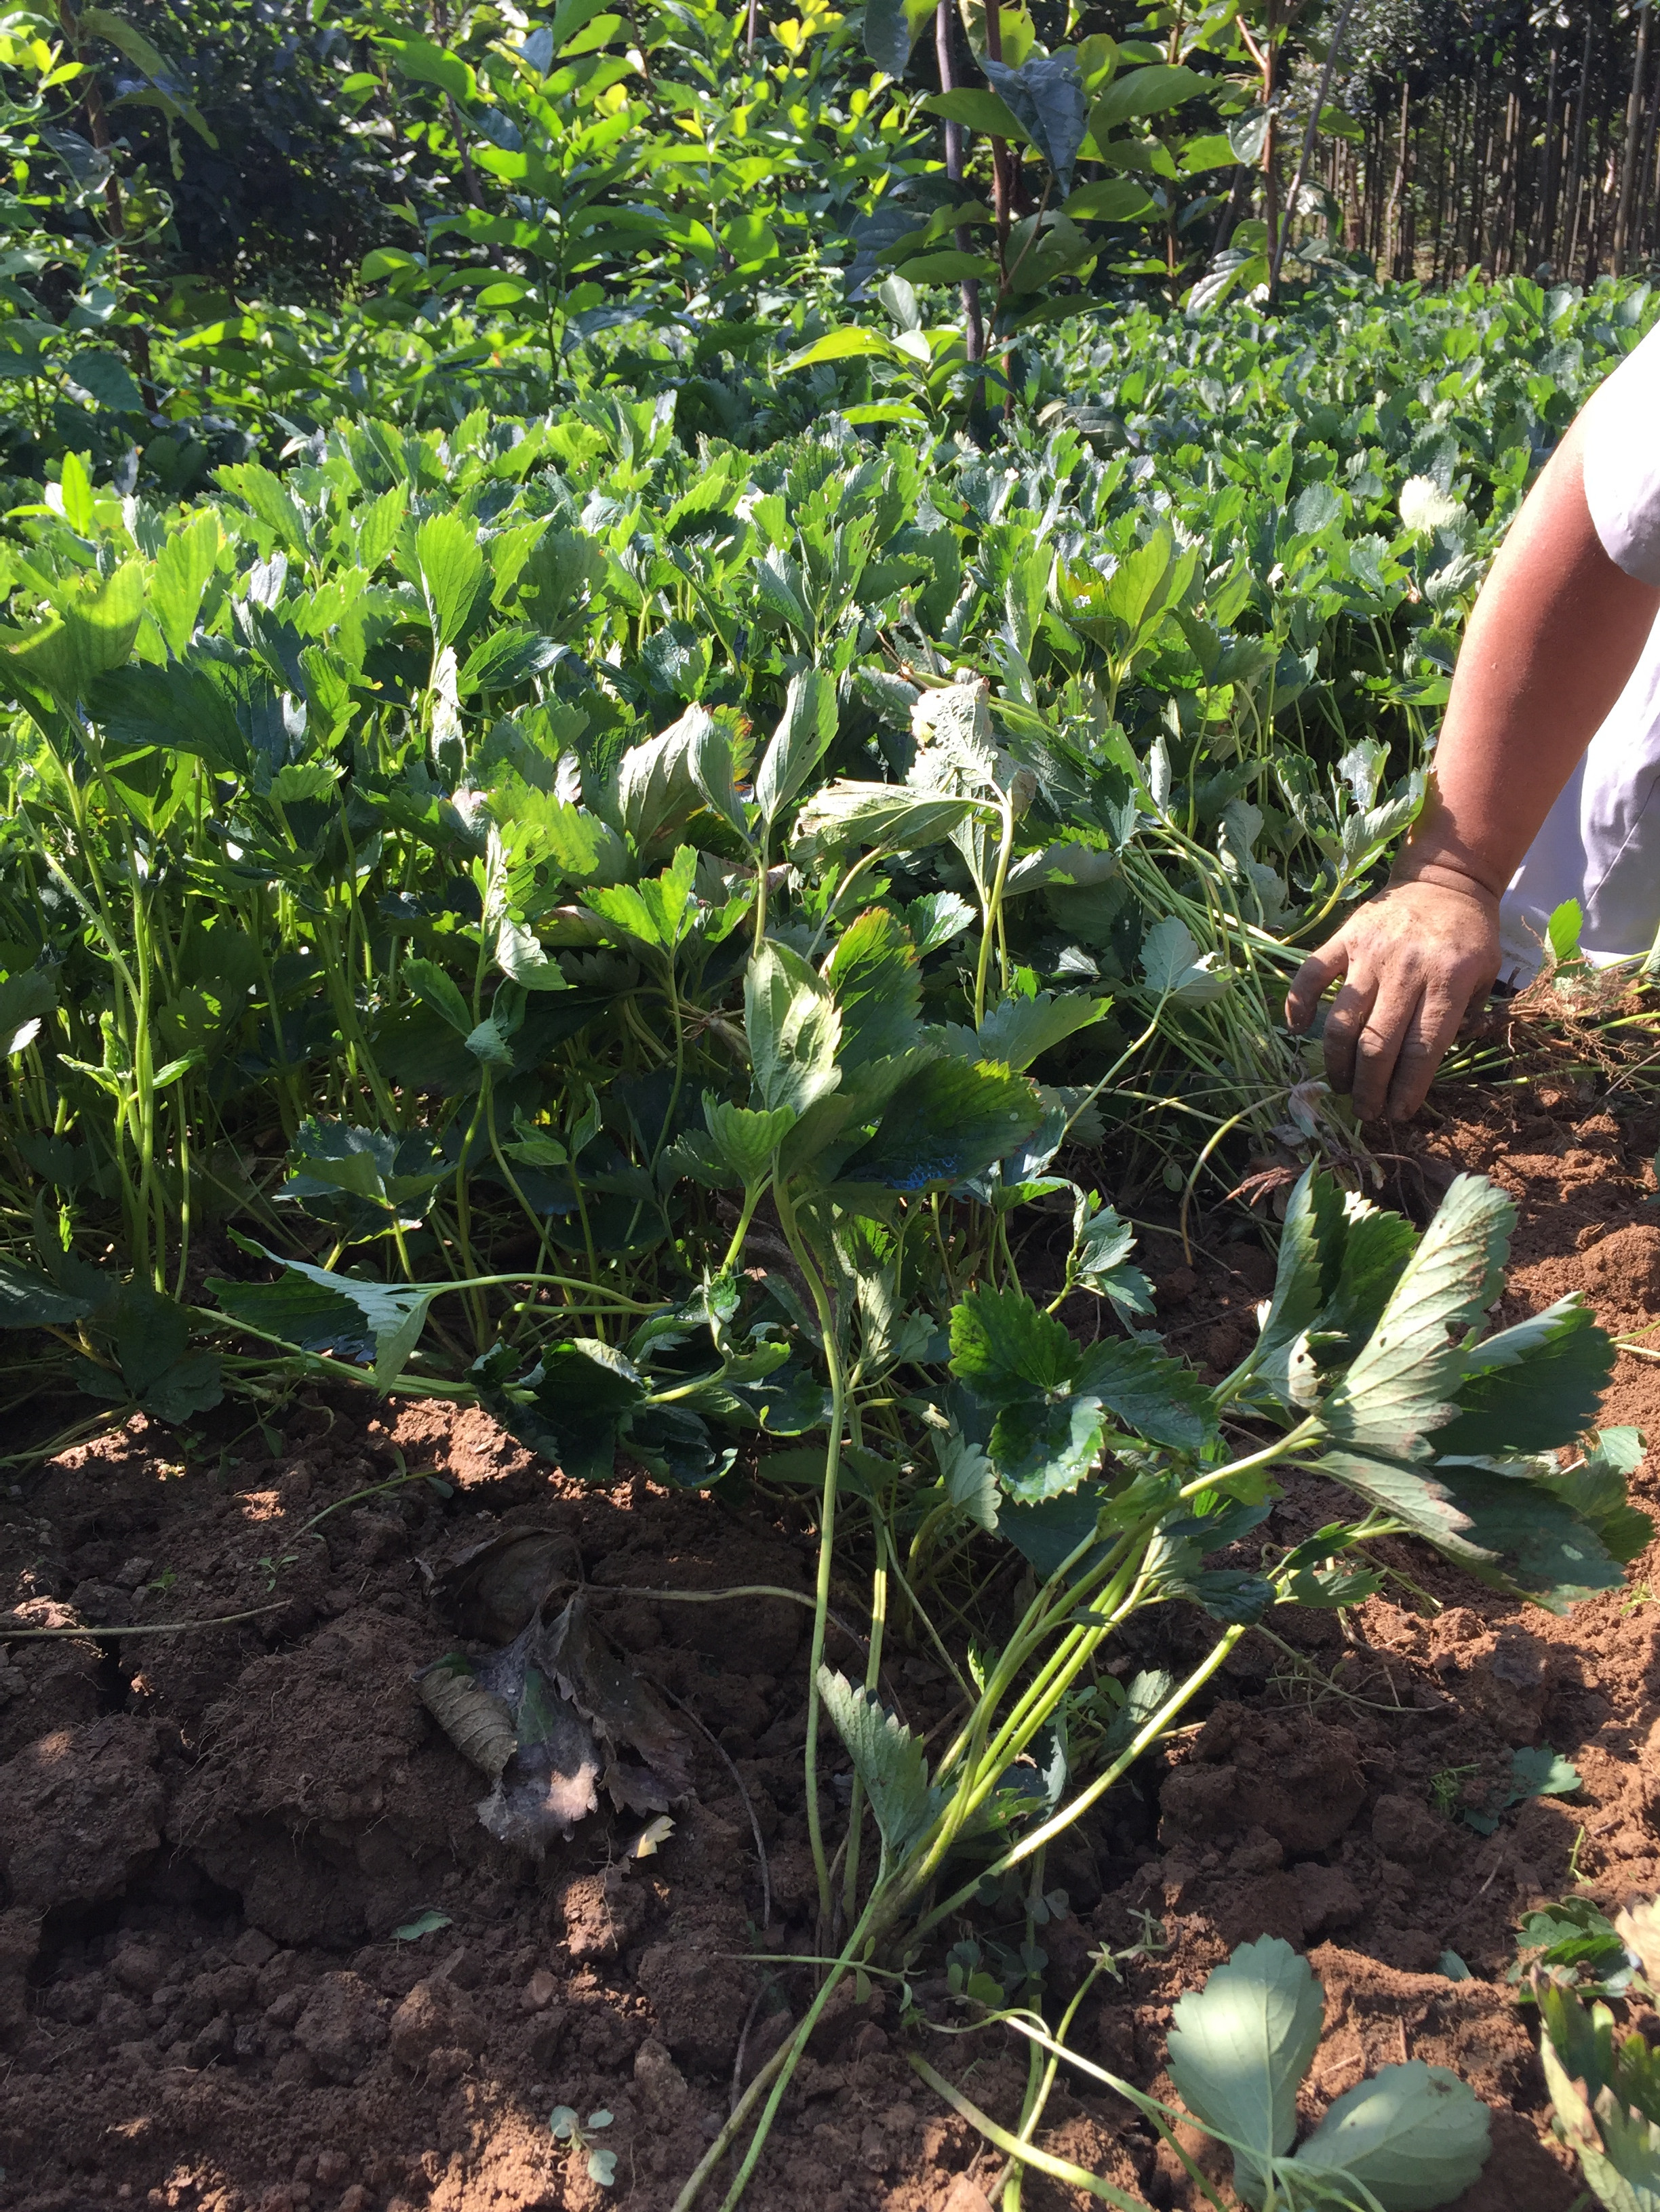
[
  {"x1": 1621, "y1": 1582, "x2": 1654, "y2": 1616},
  {"x1": 1430, "y1": 1765, "x2": 1478, "y2": 1817},
  {"x1": 390, "y1": 1909, "x2": 452, "y2": 1944},
  {"x1": 255, "y1": 1553, "x2": 298, "y2": 1594},
  {"x1": 550, "y1": 2106, "x2": 615, "y2": 2188}
]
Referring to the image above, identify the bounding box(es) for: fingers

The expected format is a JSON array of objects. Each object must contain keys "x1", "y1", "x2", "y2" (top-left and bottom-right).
[
  {"x1": 1284, "y1": 936, "x2": 1351, "y2": 1031},
  {"x1": 1347, "y1": 982, "x2": 1425, "y2": 1121},
  {"x1": 1383, "y1": 985, "x2": 1470, "y2": 1122},
  {"x1": 1317, "y1": 965, "x2": 1378, "y2": 1097}
]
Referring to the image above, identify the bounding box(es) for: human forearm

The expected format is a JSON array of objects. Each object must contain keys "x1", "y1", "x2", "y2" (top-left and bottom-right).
[{"x1": 1394, "y1": 415, "x2": 1660, "y2": 897}]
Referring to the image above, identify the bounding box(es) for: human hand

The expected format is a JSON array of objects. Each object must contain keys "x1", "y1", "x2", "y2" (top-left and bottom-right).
[{"x1": 1283, "y1": 871, "x2": 1502, "y2": 1121}]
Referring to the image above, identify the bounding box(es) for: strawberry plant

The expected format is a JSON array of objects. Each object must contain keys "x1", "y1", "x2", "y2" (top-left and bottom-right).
[
  {"x1": 1539, "y1": 1902, "x2": 1660, "y2": 2212},
  {"x1": 916, "y1": 1934, "x2": 1493, "y2": 2211}
]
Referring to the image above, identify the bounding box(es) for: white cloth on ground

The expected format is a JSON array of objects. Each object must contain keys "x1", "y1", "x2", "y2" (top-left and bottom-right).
[{"x1": 1498, "y1": 319, "x2": 1660, "y2": 980}]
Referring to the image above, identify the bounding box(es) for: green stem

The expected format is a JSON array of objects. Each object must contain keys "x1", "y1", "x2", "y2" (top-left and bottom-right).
[
  {"x1": 773, "y1": 1166, "x2": 847, "y2": 1933},
  {"x1": 911, "y1": 1624, "x2": 1248, "y2": 1942},
  {"x1": 842, "y1": 1549, "x2": 888, "y2": 1925},
  {"x1": 973, "y1": 787, "x2": 1016, "y2": 1026}
]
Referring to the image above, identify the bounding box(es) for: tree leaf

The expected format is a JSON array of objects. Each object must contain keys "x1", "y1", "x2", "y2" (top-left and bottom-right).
[
  {"x1": 1291, "y1": 2061, "x2": 1491, "y2": 2210},
  {"x1": 783, "y1": 327, "x2": 899, "y2": 371},
  {"x1": 1089, "y1": 61, "x2": 1210, "y2": 135},
  {"x1": 863, "y1": 0, "x2": 936, "y2": 73},
  {"x1": 792, "y1": 780, "x2": 979, "y2": 858},
  {"x1": 983, "y1": 54, "x2": 1089, "y2": 193},
  {"x1": 701, "y1": 1095, "x2": 798, "y2": 1186},
  {"x1": 149, "y1": 512, "x2": 222, "y2": 657},
  {"x1": 945, "y1": 988, "x2": 1110, "y2": 1072},
  {"x1": 1510, "y1": 1744, "x2": 1581, "y2": 1800},
  {"x1": 940, "y1": 1426, "x2": 999, "y2": 1531},
  {"x1": 817, "y1": 1667, "x2": 942, "y2": 1863},
  {"x1": 458, "y1": 625, "x2": 561, "y2": 693},
  {"x1": 0, "y1": 1257, "x2": 94, "y2": 1328},
  {"x1": 1063, "y1": 176, "x2": 1158, "y2": 222},
  {"x1": 496, "y1": 917, "x2": 568, "y2": 990},
  {"x1": 1313, "y1": 1447, "x2": 1623, "y2": 1611},
  {"x1": 686, "y1": 712, "x2": 750, "y2": 843},
  {"x1": 919, "y1": 87, "x2": 1031, "y2": 142},
  {"x1": 212, "y1": 1242, "x2": 436, "y2": 1391},
  {"x1": 951, "y1": 1284, "x2": 1078, "y2": 1403},
  {"x1": 755, "y1": 670, "x2": 839, "y2": 828},
  {"x1": 400, "y1": 956, "x2": 473, "y2": 1035},
  {"x1": 1139, "y1": 915, "x2": 1227, "y2": 1004},
  {"x1": 616, "y1": 706, "x2": 709, "y2": 853},
  {"x1": 837, "y1": 1058, "x2": 1043, "y2": 1191},
  {"x1": 1167, "y1": 1935, "x2": 1324, "y2": 2209},
  {"x1": 473, "y1": 1338, "x2": 647, "y2": 1484},
  {"x1": 1075, "y1": 1335, "x2": 1213, "y2": 1453}
]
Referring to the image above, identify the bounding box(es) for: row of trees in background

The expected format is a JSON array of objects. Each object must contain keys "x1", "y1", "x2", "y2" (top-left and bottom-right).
[
  {"x1": 20, "y1": 1, "x2": 1660, "y2": 318},
  {"x1": 1327, "y1": 0, "x2": 1660, "y2": 285},
  {"x1": 1, "y1": 0, "x2": 1657, "y2": 490}
]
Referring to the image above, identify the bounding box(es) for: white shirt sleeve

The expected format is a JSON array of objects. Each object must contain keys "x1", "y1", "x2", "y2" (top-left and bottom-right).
[{"x1": 1583, "y1": 321, "x2": 1660, "y2": 586}]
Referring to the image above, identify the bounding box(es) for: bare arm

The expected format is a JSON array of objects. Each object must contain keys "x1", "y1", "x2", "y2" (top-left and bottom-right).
[{"x1": 1285, "y1": 414, "x2": 1660, "y2": 1119}]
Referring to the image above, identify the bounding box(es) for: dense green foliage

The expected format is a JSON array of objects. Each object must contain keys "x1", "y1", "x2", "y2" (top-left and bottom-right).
[{"x1": 0, "y1": 273, "x2": 1648, "y2": 1433}]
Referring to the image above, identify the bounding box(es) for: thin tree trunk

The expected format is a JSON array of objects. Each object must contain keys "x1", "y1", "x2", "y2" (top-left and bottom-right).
[
  {"x1": 1539, "y1": 39, "x2": 1559, "y2": 273},
  {"x1": 983, "y1": 0, "x2": 1015, "y2": 421},
  {"x1": 1430, "y1": 90, "x2": 1450, "y2": 283},
  {"x1": 1452, "y1": 75, "x2": 1478, "y2": 281},
  {"x1": 1644, "y1": 41, "x2": 1660, "y2": 260},
  {"x1": 1385, "y1": 73, "x2": 1410, "y2": 278},
  {"x1": 1458, "y1": 77, "x2": 1486, "y2": 273},
  {"x1": 1261, "y1": 0, "x2": 1280, "y2": 287},
  {"x1": 935, "y1": 1, "x2": 985, "y2": 367},
  {"x1": 1565, "y1": 16, "x2": 1594, "y2": 277},
  {"x1": 1617, "y1": 0, "x2": 1651, "y2": 271},
  {"x1": 1270, "y1": 0, "x2": 1357, "y2": 298},
  {"x1": 1506, "y1": 86, "x2": 1523, "y2": 273}
]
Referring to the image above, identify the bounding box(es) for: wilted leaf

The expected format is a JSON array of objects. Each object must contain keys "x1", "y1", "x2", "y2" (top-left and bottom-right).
[
  {"x1": 437, "y1": 1525, "x2": 580, "y2": 1641},
  {"x1": 423, "y1": 1592, "x2": 689, "y2": 1857}
]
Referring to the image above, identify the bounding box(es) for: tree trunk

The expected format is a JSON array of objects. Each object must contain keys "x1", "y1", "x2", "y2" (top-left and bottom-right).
[
  {"x1": 1385, "y1": 73, "x2": 1410, "y2": 278},
  {"x1": 1564, "y1": 15, "x2": 1594, "y2": 278},
  {"x1": 935, "y1": 1, "x2": 985, "y2": 368},
  {"x1": 1469, "y1": 77, "x2": 1496, "y2": 273},
  {"x1": 1261, "y1": 0, "x2": 1280, "y2": 289},
  {"x1": 1618, "y1": 0, "x2": 1652, "y2": 273},
  {"x1": 1539, "y1": 39, "x2": 1559, "y2": 272},
  {"x1": 1430, "y1": 89, "x2": 1450, "y2": 283}
]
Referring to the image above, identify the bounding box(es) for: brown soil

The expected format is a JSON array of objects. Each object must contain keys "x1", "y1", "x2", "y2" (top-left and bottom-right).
[{"x1": 5, "y1": 1075, "x2": 1660, "y2": 2212}]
